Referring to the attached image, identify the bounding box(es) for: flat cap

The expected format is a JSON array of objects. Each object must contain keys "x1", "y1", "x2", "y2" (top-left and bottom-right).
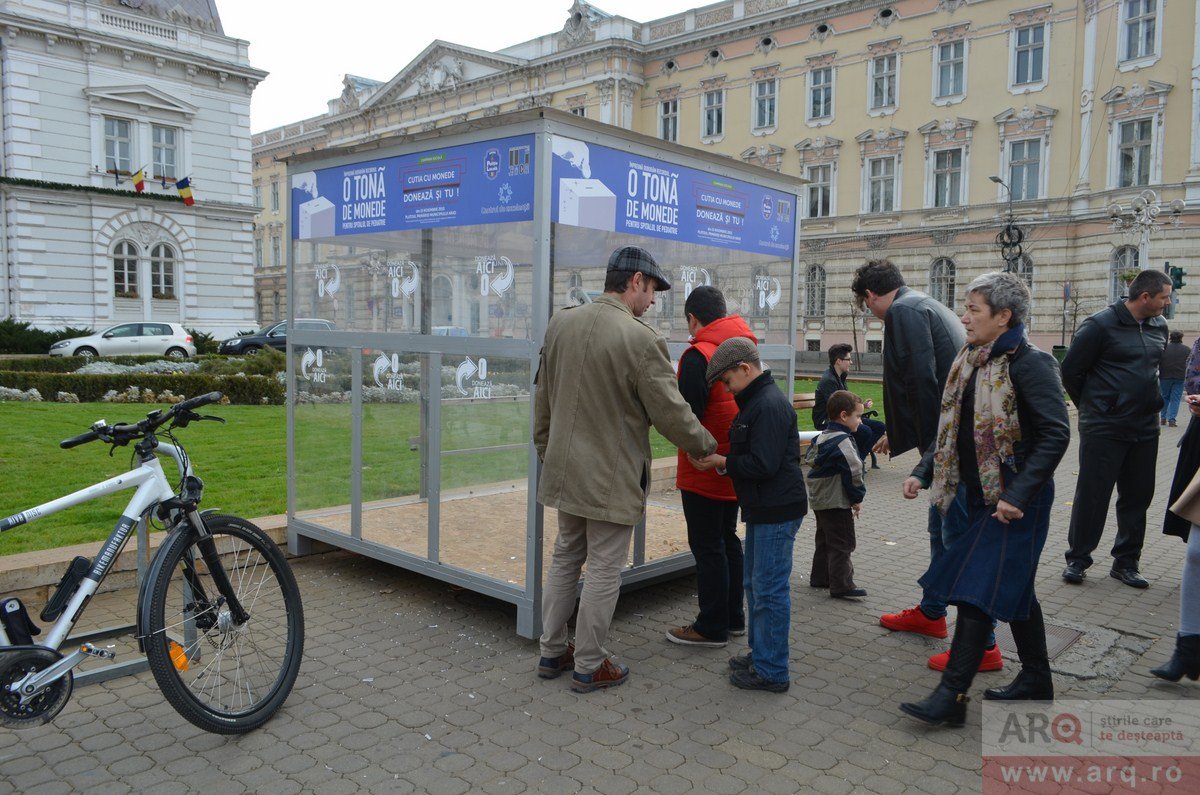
[
  {"x1": 706, "y1": 336, "x2": 760, "y2": 386},
  {"x1": 607, "y1": 246, "x2": 672, "y2": 291}
]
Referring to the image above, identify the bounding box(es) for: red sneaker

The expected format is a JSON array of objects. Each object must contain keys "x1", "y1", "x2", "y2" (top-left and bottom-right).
[
  {"x1": 928, "y1": 643, "x2": 1004, "y2": 672},
  {"x1": 879, "y1": 606, "x2": 949, "y2": 638}
]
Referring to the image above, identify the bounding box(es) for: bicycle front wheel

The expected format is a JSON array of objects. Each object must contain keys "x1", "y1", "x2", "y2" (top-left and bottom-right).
[{"x1": 143, "y1": 514, "x2": 304, "y2": 734}]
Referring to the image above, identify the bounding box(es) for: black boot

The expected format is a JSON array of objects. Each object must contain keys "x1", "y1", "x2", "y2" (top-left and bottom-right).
[
  {"x1": 985, "y1": 601, "x2": 1054, "y2": 701},
  {"x1": 900, "y1": 614, "x2": 992, "y2": 727},
  {"x1": 1150, "y1": 634, "x2": 1200, "y2": 682}
]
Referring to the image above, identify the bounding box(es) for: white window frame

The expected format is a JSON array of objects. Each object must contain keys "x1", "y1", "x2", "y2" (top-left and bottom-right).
[
  {"x1": 1119, "y1": 0, "x2": 1162, "y2": 69},
  {"x1": 868, "y1": 54, "x2": 898, "y2": 114},
  {"x1": 927, "y1": 147, "x2": 966, "y2": 209},
  {"x1": 254, "y1": 238, "x2": 263, "y2": 269},
  {"x1": 151, "y1": 124, "x2": 178, "y2": 181},
  {"x1": 569, "y1": 106, "x2": 586, "y2": 118},
  {"x1": 933, "y1": 39, "x2": 967, "y2": 105},
  {"x1": 659, "y1": 99, "x2": 679, "y2": 143},
  {"x1": 270, "y1": 181, "x2": 280, "y2": 213},
  {"x1": 1113, "y1": 117, "x2": 1152, "y2": 187},
  {"x1": 1009, "y1": 23, "x2": 1048, "y2": 93},
  {"x1": 1113, "y1": 116, "x2": 1159, "y2": 188},
  {"x1": 863, "y1": 155, "x2": 899, "y2": 214},
  {"x1": 1110, "y1": 246, "x2": 1140, "y2": 301},
  {"x1": 271, "y1": 235, "x2": 281, "y2": 267},
  {"x1": 1004, "y1": 137, "x2": 1046, "y2": 201},
  {"x1": 752, "y1": 78, "x2": 778, "y2": 133},
  {"x1": 807, "y1": 67, "x2": 835, "y2": 125},
  {"x1": 104, "y1": 116, "x2": 133, "y2": 175},
  {"x1": 805, "y1": 163, "x2": 836, "y2": 218},
  {"x1": 805, "y1": 264, "x2": 827, "y2": 318},
  {"x1": 253, "y1": 183, "x2": 263, "y2": 209},
  {"x1": 701, "y1": 89, "x2": 725, "y2": 142},
  {"x1": 150, "y1": 243, "x2": 176, "y2": 299},
  {"x1": 930, "y1": 257, "x2": 957, "y2": 307},
  {"x1": 113, "y1": 240, "x2": 139, "y2": 298}
]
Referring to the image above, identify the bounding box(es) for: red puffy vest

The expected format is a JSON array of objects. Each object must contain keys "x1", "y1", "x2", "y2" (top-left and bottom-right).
[{"x1": 675, "y1": 315, "x2": 758, "y2": 500}]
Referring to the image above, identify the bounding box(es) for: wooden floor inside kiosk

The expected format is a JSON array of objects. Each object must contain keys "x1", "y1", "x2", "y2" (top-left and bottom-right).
[{"x1": 297, "y1": 476, "x2": 694, "y2": 585}]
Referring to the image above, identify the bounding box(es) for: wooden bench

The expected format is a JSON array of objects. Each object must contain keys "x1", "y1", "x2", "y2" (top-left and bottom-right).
[{"x1": 792, "y1": 391, "x2": 817, "y2": 411}]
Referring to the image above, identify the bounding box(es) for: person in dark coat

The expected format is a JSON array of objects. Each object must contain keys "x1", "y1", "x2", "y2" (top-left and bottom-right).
[
  {"x1": 898, "y1": 272, "x2": 1070, "y2": 728},
  {"x1": 1061, "y1": 269, "x2": 1171, "y2": 589},
  {"x1": 813, "y1": 343, "x2": 883, "y2": 466},
  {"x1": 1160, "y1": 331, "x2": 1189, "y2": 427},
  {"x1": 851, "y1": 260, "x2": 982, "y2": 668}
]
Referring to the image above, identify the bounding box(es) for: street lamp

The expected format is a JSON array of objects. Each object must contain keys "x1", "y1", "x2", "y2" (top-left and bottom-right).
[
  {"x1": 989, "y1": 175, "x2": 1023, "y2": 272},
  {"x1": 1107, "y1": 189, "x2": 1186, "y2": 270}
]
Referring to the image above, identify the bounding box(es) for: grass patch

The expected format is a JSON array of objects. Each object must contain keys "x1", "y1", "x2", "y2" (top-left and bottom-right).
[{"x1": 0, "y1": 377, "x2": 885, "y2": 556}]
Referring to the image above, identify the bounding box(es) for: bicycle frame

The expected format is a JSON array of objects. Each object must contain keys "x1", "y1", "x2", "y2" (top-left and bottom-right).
[{"x1": 0, "y1": 443, "x2": 191, "y2": 651}]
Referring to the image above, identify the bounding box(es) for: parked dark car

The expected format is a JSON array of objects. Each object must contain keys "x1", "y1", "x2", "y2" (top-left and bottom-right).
[{"x1": 217, "y1": 318, "x2": 335, "y2": 355}]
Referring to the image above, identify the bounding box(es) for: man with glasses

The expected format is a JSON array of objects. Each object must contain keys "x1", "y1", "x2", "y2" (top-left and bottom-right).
[{"x1": 813, "y1": 343, "x2": 884, "y2": 466}]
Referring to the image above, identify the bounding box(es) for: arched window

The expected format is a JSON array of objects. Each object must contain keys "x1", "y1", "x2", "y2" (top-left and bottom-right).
[
  {"x1": 1016, "y1": 254, "x2": 1034, "y2": 291},
  {"x1": 150, "y1": 243, "x2": 176, "y2": 299},
  {"x1": 567, "y1": 271, "x2": 584, "y2": 304},
  {"x1": 1110, "y1": 245, "x2": 1139, "y2": 301},
  {"x1": 432, "y1": 274, "x2": 453, "y2": 326},
  {"x1": 930, "y1": 257, "x2": 956, "y2": 307},
  {"x1": 805, "y1": 264, "x2": 827, "y2": 318},
  {"x1": 113, "y1": 240, "x2": 139, "y2": 298}
]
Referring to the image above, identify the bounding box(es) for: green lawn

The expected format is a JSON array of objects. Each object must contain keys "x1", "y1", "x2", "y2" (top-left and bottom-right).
[{"x1": 0, "y1": 377, "x2": 884, "y2": 556}]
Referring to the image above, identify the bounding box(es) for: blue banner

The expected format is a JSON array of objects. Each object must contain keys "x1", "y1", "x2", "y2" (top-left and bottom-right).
[
  {"x1": 291, "y1": 135, "x2": 535, "y2": 239},
  {"x1": 550, "y1": 136, "x2": 795, "y2": 258}
]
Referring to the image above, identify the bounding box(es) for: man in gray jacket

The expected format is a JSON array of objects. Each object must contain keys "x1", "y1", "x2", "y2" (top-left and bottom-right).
[{"x1": 534, "y1": 246, "x2": 716, "y2": 693}]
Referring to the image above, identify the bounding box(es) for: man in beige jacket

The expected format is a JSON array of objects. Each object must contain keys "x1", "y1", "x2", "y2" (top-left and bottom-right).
[{"x1": 534, "y1": 246, "x2": 717, "y2": 693}]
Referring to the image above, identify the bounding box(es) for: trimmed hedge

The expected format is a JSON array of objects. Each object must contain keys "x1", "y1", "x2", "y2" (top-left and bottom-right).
[
  {"x1": 0, "y1": 354, "x2": 207, "y2": 373},
  {"x1": 0, "y1": 371, "x2": 284, "y2": 404},
  {"x1": 0, "y1": 318, "x2": 95, "y2": 354}
]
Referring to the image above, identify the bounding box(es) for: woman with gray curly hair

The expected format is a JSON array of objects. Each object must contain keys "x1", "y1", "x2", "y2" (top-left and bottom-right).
[{"x1": 898, "y1": 271, "x2": 1071, "y2": 727}]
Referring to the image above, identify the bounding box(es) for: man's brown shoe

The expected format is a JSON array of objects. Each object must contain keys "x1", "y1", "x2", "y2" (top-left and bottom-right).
[
  {"x1": 570, "y1": 658, "x2": 630, "y2": 693},
  {"x1": 536, "y1": 643, "x2": 575, "y2": 679},
  {"x1": 667, "y1": 624, "x2": 726, "y2": 647}
]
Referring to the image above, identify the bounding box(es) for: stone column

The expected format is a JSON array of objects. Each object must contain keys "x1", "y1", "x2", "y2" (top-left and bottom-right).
[{"x1": 1072, "y1": 0, "x2": 1098, "y2": 207}]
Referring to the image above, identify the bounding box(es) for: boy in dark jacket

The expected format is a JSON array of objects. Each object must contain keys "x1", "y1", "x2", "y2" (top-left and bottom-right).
[
  {"x1": 691, "y1": 337, "x2": 808, "y2": 693},
  {"x1": 805, "y1": 390, "x2": 867, "y2": 599}
]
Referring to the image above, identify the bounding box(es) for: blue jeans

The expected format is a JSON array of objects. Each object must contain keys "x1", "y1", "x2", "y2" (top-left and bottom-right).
[
  {"x1": 920, "y1": 483, "x2": 996, "y2": 646},
  {"x1": 1161, "y1": 378, "x2": 1184, "y2": 422},
  {"x1": 744, "y1": 517, "x2": 801, "y2": 683}
]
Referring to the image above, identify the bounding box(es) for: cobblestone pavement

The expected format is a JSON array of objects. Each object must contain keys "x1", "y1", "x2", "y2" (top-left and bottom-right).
[{"x1": 2, "y1": 418, "x2": 1199, "y2": 794}]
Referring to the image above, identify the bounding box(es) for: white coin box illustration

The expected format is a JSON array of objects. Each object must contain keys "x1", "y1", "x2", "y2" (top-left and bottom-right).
[
  {"x1": 558, "y1": 179, "x2": 615, "y2": 231},
  {"x1": 299, "y1": 196, "x2": 335, "y2": 239}
]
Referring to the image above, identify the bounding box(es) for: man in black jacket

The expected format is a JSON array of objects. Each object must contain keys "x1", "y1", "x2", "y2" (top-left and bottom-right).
[
  {"x1": 813, "y1": 343, "x2": 883, "y2": 465},
  {"x1": 851, "y1": 260, "x2": 976, "y2": 655},
  {"x1": 1062, "y1": 269, "x2": 1172, "y2": 589}
]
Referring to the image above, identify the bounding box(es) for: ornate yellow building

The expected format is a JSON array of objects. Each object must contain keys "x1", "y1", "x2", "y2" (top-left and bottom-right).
[{"x1": 253, "y1": 0, "x2": 1200, "y2": 349}]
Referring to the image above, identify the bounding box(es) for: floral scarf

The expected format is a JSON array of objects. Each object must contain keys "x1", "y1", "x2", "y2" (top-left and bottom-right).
[{"x1": 929, "y1": 324, "x2": 1026, "y2": 514}]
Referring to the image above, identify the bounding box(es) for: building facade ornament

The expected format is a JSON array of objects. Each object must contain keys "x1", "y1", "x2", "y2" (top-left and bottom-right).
[
  {"x1": 931, "y1": 23, "x2": 969, "y2": 44},
  {"x1": 415, "y1": 57, "x2": 465, "y2": 94},
  {"x1": 867, "y1": 37, "x2": 902, "y2": 56},
  {"x1": 559, "y1": 2, "x2": 599, "y2": 49}
]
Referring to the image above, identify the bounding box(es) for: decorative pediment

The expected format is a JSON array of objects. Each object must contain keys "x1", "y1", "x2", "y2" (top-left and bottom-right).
[
  {"x1": 360, "y1": 41, "x2": 526, "y2": 110},
  {"x1": 994, "y1": 104, "x2": 1058, "y2": 137},
  {"x1": 1101, "y1": 81, "x2": 1173, "y2": 115},
  {"x1": 794, "y1": 136, "x2": 842, "y2": 165},
  {"x1": 918, "y1": 117, "x2": 977, "y2": 151},
  {"x1": 559, "y1": 1, "x2": 609, "y2": 50},
  {"x1": 740, "y1": 144, "x2": 785, "y2": 171},
  {"x1": 855, "y1": 127, "x2": 908, "y2": 162},
  {"x1": 82, "y1": 85, "x2": 197, "y2": 118}
]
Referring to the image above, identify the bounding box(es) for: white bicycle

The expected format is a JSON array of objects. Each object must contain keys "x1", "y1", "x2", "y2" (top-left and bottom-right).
[{"x1": 0, "y1": 392, "x2": 303, "y2": 734}]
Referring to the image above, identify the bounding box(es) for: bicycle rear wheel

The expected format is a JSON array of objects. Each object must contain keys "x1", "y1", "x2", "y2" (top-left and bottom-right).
[{"x1": 142, "y1": 514, "x2": 304, "y2": 734}]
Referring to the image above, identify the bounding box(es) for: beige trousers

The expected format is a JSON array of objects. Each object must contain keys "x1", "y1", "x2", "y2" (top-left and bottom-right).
[{"x1": 539, "y1": 510, "x2": 634, "y2": 674}]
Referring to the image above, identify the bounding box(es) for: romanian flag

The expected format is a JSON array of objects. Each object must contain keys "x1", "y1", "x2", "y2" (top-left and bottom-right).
[
  {"x1": 175, "y1": 177, "x2": 194, "y2": 206},
  {"x1": 131, "y1": 167, "x2": 146, "y2": 193}
]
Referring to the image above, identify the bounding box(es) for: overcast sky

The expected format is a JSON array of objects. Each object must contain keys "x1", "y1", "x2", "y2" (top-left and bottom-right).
[{"x1": 218, "y1": 1, "x2": 697, "y2": 134}]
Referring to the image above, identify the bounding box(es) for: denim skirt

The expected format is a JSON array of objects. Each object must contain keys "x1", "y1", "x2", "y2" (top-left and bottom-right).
[{"x1": 918, "y1": 477, "x2": 1054, "y2": 623}]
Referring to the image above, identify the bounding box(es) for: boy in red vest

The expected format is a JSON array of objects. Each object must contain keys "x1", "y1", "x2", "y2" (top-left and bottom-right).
[{"x1": 667, "y1": 286, "x2": 757, "y2": 647}]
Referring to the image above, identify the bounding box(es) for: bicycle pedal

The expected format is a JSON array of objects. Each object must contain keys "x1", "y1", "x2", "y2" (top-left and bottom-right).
[{"x1": 79, "y1": 644, "x2": 115, "y2": 660}]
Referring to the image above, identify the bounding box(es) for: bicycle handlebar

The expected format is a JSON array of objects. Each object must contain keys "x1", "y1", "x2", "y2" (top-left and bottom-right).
[{"x1": 60, "y1": 391, "x2": 224, "y2": 449}]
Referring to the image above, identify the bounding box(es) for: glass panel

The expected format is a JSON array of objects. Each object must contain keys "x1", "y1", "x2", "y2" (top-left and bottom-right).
[
  {"x1": 293, "y1": 345, "x2": 354, "y2": 530},
  {"x1": 437, "y1": 355, "x2": 531, "y2": 584},
  {"x1": 291, "y1": 221, "x2": 536, "y2": 337}
]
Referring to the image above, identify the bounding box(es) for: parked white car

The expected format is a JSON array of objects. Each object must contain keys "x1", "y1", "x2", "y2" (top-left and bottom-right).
[{"x1": 49, "y1": 322, "x2": 196, "y2": 359}]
